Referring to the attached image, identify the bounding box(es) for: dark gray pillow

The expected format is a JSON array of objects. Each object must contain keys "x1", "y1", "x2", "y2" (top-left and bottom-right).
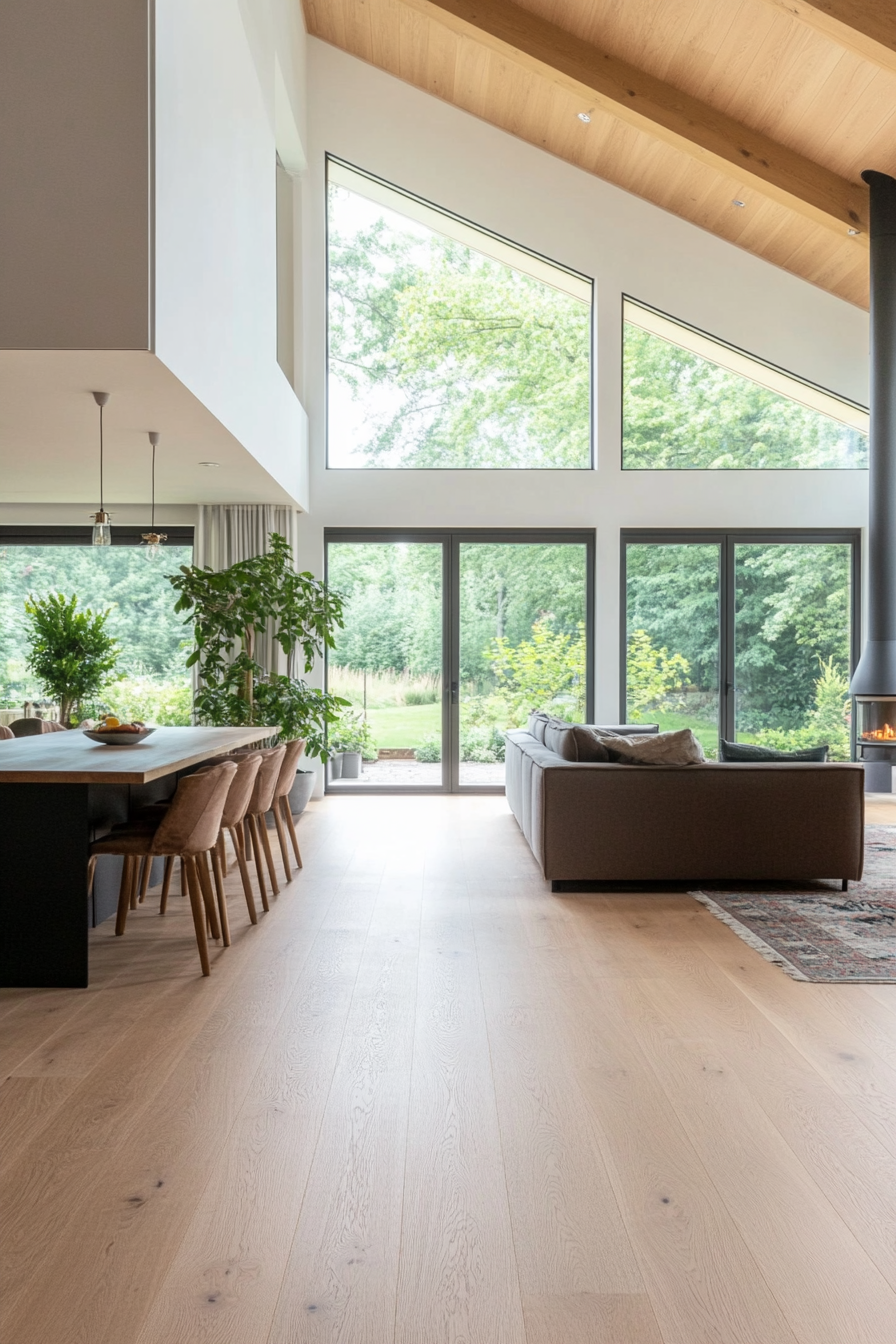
[{"x1": 719, "y1": 739, "x2": 829, "y2": 762}]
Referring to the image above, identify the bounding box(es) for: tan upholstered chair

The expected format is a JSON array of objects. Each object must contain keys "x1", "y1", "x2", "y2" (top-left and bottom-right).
[
  {"x1": 268, "y1": 738, "x2": 306, "y2": 880},
  {"x1": 239, "y1": 746, "x2": 286, "y2": 910},
  {"x1": 8, "y1": 717, "x2": 66, "y2": 736},
  {"x1": 0, "y1": 725, "x2": 13, "y2": 740},
  {"x1": 158, "y1": 752, "x2": 264, "y2": 935},
  {"x1": 88, "y1": 760, "x2": 237, "y2": 975}
]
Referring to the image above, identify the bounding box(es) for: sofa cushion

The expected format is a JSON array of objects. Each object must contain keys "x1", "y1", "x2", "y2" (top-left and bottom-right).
[
  {"x1": 597, "y1": 727, "x2": 705, "y2": 765},
  {"x1": 719, "y1": 739, "x2": 829, "y2": 762},
  {"x1": 543, "y1": 722, "x2": 612, "y2": 762},
  {"x1": 528, "y1": 711, "x2": 549, "y2": 743}
]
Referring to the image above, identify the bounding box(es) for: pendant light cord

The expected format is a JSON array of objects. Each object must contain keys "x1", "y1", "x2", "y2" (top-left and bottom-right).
[
  {"x1": 99, "y1": 401, "x2": 104, "y2": 513},
  {"x1": 151, "y1": 439, "x2": 156, "y2": 530}
]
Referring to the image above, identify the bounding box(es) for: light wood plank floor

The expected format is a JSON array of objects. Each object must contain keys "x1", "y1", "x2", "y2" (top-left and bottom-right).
[{"x1": 2, "y1": 795, "x2": 896, "y2": 1344}]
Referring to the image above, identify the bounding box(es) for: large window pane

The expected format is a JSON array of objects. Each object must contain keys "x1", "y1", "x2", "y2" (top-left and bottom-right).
[
  {"x1": 734, "y1": 543, "x2": 852, "y2": 759},
  {"x1": 327, "y1": 541, "x2": 443, "y2": 786},
  {"x1": 327, "y1": 159, "x2": 592, "y2": 469},
  {"x1": 0, "y1": 542, "x2": 194, "y2": 724},
  {"x1": 458, "y1": 542, "x2": 588, "y2": 785},
  {"x1": 625, "y1": 543, "x2": 721, "y2": 757},
  {"x1": 623, "y1": 299, "x2": 868, "y2": 470}
]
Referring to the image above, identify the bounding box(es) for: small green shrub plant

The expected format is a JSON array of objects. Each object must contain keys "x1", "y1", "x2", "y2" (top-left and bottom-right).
[{"x1": 24, "y1": 592, "x2": 120, "y2": 726}]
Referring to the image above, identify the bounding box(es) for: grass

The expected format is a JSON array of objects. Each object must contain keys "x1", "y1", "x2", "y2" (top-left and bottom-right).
[{"x1": 366, "y1": 702, "x2": 441, "y2": 749}]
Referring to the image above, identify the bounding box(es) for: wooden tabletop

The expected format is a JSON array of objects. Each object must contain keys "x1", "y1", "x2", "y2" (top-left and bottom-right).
[{"x1": 0, "y1": 726, "x2": 278, "y2": 784}]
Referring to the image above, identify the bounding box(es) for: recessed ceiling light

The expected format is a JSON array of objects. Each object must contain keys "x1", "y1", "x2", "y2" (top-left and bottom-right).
[
  {"x1": 732, "y1": 199, "x2": 746, "y2": 208},
  {"x1": 577, "y1": 112, "x2": 591, "y2": 123},
  {"x1": 199, "y1": 461, "x2": 220, "y2": 467}
]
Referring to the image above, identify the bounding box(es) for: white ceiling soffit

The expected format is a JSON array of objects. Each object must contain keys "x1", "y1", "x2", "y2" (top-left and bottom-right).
[
  {"x1": 624, "y1": 299, "x2": 869, "y2": 435},
  {"x1": 0, "y1": 350, "x2": 302, "y2": 507},
  {"x1": 328, "y1": 158, "x2": 592, "y2": 305}
]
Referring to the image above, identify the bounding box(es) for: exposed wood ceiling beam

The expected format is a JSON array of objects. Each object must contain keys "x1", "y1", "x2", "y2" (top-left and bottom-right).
[
  {"x1": 406, "y1": 0, "x2": 869, "y2": 241},
  {"x1": 755, "y1": 0, "x2": 896, "y2": 77}
]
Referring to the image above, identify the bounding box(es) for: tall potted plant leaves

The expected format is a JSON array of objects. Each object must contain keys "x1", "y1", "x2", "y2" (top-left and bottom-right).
[
  {"x1": 168, "y1": 534, "x2": 347, "y2": 804},
  {"x1": 24, "y1": 593, "x2": 120, "y2": 727}
]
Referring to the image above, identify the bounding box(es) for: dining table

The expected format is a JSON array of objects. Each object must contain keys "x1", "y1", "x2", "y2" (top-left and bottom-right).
[{"x1": 0, "y1": 725, "x2": 275, "y2": 988}]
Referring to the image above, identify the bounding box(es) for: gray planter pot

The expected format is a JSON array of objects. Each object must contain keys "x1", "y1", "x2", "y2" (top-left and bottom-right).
[
  {"x1": 287, "y1": 769, "x2": 316, "y2": 815},
  {"x1": 329, "y1": 752, "x2": 343, "y2": 780},
  {"x1": 341, "y1": 750, "x2": 362, "y2": 779}
]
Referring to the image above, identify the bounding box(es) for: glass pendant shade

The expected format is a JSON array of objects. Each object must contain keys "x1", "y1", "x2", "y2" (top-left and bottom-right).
[
  {"x1": 91, "y1": 510, "x2": 112, "y2": 546},
  {"x1": 141, "y1": 530, "x2": 167, "y2": 561}
]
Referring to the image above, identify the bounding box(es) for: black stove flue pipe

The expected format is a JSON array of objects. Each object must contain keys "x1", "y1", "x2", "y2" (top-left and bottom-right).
[{"x1": 850, "y1": 170, "x2": 896, "y2": 699}]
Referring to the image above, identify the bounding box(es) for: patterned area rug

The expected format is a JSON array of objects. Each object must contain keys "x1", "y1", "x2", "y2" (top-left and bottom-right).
[{"x1": 691, "y1": 826, "x2": 896, "y2": 982}]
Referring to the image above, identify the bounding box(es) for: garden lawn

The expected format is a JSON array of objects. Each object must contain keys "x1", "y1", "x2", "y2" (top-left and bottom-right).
[{"x1": 366, "y1": 702, "x2": 441, "y2": 750}]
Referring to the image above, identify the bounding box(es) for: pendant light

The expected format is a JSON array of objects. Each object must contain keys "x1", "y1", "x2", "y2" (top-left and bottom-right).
[
  {"x1": 141, "y1": 431, "x2": 167, "y2": 561},
  {"x1": 89, "y1": 391, "x2": 112, "y2": 545}
]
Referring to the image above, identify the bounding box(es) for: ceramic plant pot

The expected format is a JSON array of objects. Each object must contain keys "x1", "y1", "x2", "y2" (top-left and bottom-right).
[
  {"x1": 329, "y1": 752, "x2": 343, "y2": 780},
  {"x1": 341, "y1": 751, "x2": 362, "y2": 779},
  {"x1": 287, "y1": 769, "x2": 316, "y2": 815}
]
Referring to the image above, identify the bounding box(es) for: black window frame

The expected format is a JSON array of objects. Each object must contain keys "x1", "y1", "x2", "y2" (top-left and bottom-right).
[
  {"x1": 325, "y1": 526, "x2": 596, "y2": 793},
  {"x1": 324, "y1": 153, "x2": 596, "y2": 472},
  {"x1": 620, "y1": 527, "x2": 861, "y2": 751}
]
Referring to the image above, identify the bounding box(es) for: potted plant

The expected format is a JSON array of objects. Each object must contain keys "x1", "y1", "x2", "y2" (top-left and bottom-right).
[
  {"x1": 23, "y1": 593, "x2": 120, "y2": 727},
  {"x1": 329, "y1": 709, "x2": 377, "y2": 780},
  {"x1": 168, "y1": 533, "x2": 348, "y2": 808}
]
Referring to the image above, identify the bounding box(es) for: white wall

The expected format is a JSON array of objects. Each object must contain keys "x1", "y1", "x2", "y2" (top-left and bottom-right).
[
  {"x1": 299, "y1": 39, "x2": 870, "y2": 722},
  {"x1": 152, "y1": 0, "x2": 309, "y2": 508}
]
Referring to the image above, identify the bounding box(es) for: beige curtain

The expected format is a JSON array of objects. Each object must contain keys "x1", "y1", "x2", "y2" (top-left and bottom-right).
[{"x1": 194, "y1": 504, "x2": 302, "y2": 679}]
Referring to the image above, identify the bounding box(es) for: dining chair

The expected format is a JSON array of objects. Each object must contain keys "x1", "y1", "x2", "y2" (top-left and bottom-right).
[
  {"x1": 87, "y1": 760, "x2": 237, "y2": 975},
  {"x1": 268, "y1": 738, "x2": 306, "y2": 881},
  {"x1": 0, "y1": 725, "x2": 13, "y2": 740},
  {"x1": 158, "y1": 752, "x2": 263, "y2": 936},
  {"x1": 237, "y1": 746, "x2": 286, "y2": 911}
]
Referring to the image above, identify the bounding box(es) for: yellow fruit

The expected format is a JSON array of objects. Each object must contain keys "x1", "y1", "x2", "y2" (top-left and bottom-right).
[{"x1": 104, "y1": 716, "x2": 121, "y2": 728}]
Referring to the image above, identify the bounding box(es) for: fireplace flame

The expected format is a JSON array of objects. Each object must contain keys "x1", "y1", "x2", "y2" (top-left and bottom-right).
[{"x1": 863, "y1": 722, "x2": 896, "y2": 740}]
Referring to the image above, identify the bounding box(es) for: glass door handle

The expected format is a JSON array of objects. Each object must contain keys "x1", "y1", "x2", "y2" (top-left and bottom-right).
[{"x1": 450, "y1": 681, "x2": 458, "y2": 705}]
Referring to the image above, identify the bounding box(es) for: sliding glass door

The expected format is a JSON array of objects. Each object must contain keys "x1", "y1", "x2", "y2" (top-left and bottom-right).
[
  {"x1": 326, "y1": 530, "x2": 593, "y2": 791},
  {"x1": 623, "y1": 530, "x2": 859, "y2": 760}
]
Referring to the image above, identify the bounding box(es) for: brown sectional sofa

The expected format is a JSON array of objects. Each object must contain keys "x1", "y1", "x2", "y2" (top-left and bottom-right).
[{"x1": 505, "y1": 727, "x2": 865, "y2": 888}]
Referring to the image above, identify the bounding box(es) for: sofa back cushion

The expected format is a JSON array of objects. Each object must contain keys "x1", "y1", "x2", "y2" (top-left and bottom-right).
[
  {"x1": 543, "y1": 721, "x2": 612, "y2": 762},
  {"x1": 528, "y1": 711, "x2": 549, "y2": 743},
  {"x1": 719, "y1": 739, "x2": 829, "y2": 762}
]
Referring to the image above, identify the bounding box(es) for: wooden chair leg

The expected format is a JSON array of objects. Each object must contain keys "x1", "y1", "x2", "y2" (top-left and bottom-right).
[
  {"x1": 230, "y1": 825, "x2": 258, "y2": 924},
  {"x1": 259, "y1": 815, "x2": 280, "y2": 895},
  {"x1": 115, "y1": 856, "x2": 133, "y2": 936},
  {"x1": 195, "y1": 851, "x2": 222, "y2": 942},
  {"x1": 129, "y1": 857, "x2": 141, "y2": 910},
  {"x1": 180, "y1": 857, "x2": 187, "y2": 897},
  {"x1": 86, "y1": 854, "x2": 97, "y2": 896},
  {"x1": 217, "y1": 830, "x2": 228, "y2": 877},
  {"x1": 247, "y1": 814, "x2": 270, "y2": 913},
  {"x1": 184, "y1": 855, "x2": 211, "y2": 976},
  {"x1": 138, "y1": 854, "x2": 152, "y2": 904},
  {"x1": 160, "y1": 856, "x2": 175, "y2": 914},
  {"x1": 271, "y1": 803, "x2": 292, "y2": 882},
  {"x1": 210, "y1": 845, "x2": 231, "y2": 947},
  {"x1": 282, "y1": 797, "x2": 303, "y2": 869}
]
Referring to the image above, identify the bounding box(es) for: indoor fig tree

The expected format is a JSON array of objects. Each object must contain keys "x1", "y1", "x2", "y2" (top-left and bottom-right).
[{"x1": 168, "y1": 533, "x2": 347, "y2": 758}]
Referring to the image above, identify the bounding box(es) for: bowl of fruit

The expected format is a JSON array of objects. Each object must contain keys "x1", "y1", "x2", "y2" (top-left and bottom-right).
[{"x1": 83, "y1": 716, "x2": 156, "y2": 746}]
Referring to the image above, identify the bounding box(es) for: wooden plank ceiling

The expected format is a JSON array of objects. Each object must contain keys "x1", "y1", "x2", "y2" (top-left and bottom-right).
[{"x1": 303, "y1": 0, "x2": 896, "y2": 308}]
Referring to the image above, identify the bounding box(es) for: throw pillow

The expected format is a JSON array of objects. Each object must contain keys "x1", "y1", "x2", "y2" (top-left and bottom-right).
[
  {"x1": 597, "y1": 727, "x2": 705, "y2": 766},
  {"x1": 719, "y1": 739, "x2": 829, "y2": 762},
  {"x1": 542, "y1": 722, "x2": 611, "y2": 761}
]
